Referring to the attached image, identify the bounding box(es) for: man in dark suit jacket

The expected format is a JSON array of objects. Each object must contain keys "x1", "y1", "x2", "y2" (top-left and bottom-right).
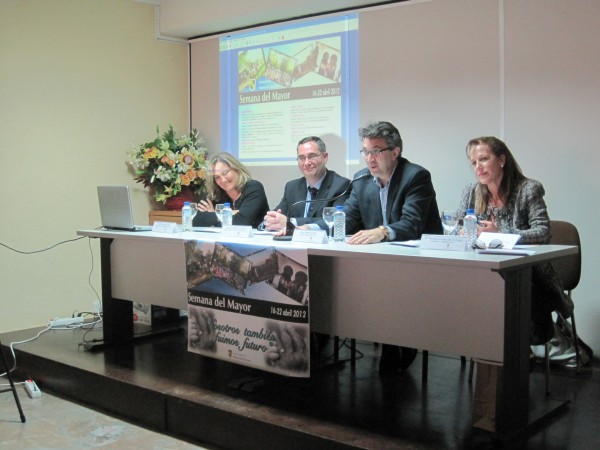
[
  {"x1": 346, "y1": 122, "x2": 441, "y2": 243},
  {"x1": 346, "y1": 121, "x2": 442, "y2": 374},
  {"x1": 263, "y1": 136, "x2": 351, "y2": 232},
  {"x1": 264, "y1": 136, "x2": 351, "y2": 355}
]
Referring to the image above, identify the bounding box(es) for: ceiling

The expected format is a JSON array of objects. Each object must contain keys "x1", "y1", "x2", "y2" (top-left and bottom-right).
[{"x1": 135, "y1": 0, "x2": 407, "y2": 39}]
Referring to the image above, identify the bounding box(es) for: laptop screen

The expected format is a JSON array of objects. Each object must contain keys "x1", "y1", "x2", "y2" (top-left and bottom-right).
[{"x1": 97, "y1": 186, "x2": 149, "y2": 231}]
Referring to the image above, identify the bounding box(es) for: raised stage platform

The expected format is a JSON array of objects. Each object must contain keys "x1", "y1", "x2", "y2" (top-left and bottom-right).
[{"x1": 1, "y1": 323, "x2": 596, "y2": 450}]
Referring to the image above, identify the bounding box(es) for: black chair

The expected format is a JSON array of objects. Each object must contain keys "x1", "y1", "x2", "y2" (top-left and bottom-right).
[{"x1": 0, "y1": 338, "x2": 26, "y2": 422}]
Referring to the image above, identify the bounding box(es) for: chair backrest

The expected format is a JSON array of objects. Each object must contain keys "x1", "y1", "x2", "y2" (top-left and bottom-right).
[{"x1": 549, "y1": 220, "x2": 581, "y2": 292}]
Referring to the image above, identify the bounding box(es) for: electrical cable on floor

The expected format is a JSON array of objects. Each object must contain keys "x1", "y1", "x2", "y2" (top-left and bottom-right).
[
  {"x1": 1, "y1": 311, "x2": 104, "y2": 380},
  {"x1": 2, "y1": 235, "x2": 104, "y2": 361},
  {"x1": 78, "y1": 315, "x2": 104, "y2": 348},
  {"x1": 1, "y1": 326, "x2": 52, "y2": 379}
]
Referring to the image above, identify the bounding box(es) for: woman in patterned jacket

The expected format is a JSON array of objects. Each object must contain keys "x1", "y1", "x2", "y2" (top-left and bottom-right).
[{"x1": 457, "y1": 136, "x2": 573, "y2": 345}]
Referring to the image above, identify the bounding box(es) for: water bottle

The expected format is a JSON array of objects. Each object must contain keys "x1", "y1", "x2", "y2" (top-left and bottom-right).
[
  {"x1": 221, "y1": 202, "x2": 233, "y2": 227},
  {"x1": 464, "y1": 208, "x2": 477, "y2": 249},
  {"x1": 181, "y1": 202, "x2": 193, "y2": 231},
  {"x1": 333, "y1": 205, "x2": 346, "y2": 242}
]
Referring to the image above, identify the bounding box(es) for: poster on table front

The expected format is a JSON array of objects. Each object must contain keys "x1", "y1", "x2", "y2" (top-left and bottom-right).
[{"x1": 184, "y1": 240, "x2": 310, "y2": 377}]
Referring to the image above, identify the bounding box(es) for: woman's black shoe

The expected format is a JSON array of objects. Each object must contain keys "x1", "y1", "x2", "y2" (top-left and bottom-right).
[{"x1": 379, "y1": 345, "x2": 418, "y2": 374}]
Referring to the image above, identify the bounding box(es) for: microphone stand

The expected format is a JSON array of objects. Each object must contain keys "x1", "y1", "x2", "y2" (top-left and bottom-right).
[{"x1": 273, "y1": 172, "x2": 370, "y2": 240}]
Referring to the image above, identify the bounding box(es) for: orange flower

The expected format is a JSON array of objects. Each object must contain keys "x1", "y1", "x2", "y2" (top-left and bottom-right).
[
  {"x1": 160, "y1": 155, "x2": 176, "y2": 167},
  {"x1": 179, "y1": 173, "x2": 192, "y2": 186}
]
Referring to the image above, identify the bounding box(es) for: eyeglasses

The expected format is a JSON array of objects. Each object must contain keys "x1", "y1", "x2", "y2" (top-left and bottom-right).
[
  {"x1": 297, "y1": 153, "x2": 323, "y2": 163},
  {"x1": 474, "y1": 238, "x2": 503, "y2": 249},
  {"x1": 359, "y1": 147, "x2": 393, "y2": 158}
]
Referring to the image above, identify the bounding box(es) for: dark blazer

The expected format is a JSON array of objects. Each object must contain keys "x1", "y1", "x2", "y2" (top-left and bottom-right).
[
  {"x1": 193, "y1": 179, "x2": 269, "y2": 229},
  {"x1": 274, "y1": 170, "x2": 351, "y2": 230},
  {"x1": 345, "y1": 158, "x2": 442, "y2": 240}
]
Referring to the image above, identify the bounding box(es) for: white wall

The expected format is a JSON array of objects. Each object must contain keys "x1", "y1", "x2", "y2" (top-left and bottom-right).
[
  {"x1": 189, "y1": 0, "x2": 600, "y2": 353},
  {"x1": 0, "y1": 0, "x2": 189, "y2": 332}
]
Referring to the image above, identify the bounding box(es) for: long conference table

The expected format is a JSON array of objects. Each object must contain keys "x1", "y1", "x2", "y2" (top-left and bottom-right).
[{"x1": 77, "y1": 228, "x2": 576, "y2": 439}]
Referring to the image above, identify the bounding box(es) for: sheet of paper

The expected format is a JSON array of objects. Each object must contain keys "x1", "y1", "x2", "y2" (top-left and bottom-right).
[
  {"x1": 192, "y1": 226, "x2": 221, "y2": 233},
  {"x1": 254, "y1": 230, "x2": 277, "y2": 236},
  {"x1": 476, "y1": 248, "x2": 535, "y2": 256},
  {"x1": 390, "y1": 240, "x2": 421, "y2": 247}
]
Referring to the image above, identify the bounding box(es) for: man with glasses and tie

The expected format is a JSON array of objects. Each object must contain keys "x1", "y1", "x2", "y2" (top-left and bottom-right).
[
  {"x1": 262, "y1": 136, "x2": 351, "y2": 232},
  {"x1": 345, "y1": 121, "x2": 442, "y2": 374}
]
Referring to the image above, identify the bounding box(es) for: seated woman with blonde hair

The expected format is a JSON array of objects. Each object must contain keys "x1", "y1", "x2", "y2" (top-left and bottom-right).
[{"x1": 193, "y1": 152, "x2": 269, "y2": 229}]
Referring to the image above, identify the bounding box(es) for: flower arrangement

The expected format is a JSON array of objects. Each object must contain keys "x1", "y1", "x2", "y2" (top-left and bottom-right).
[{"x1": 127, "y1": 125, "x2": 209, "y2": 203}]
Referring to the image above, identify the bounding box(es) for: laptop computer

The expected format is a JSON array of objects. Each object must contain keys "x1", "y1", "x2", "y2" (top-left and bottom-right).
[{"x1": 97, "y1": 185, "x2": 152, "y2": 231}]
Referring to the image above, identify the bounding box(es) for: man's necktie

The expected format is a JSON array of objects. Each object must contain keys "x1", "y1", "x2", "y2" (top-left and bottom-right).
[{"x1": 306, "y1": 187, "x2": 318, "y2": 216}]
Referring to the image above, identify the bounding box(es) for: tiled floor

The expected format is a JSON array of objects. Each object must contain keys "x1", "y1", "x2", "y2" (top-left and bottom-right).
[{"x1": 0, "y1": 389, "x2": 210, "y2": 450}]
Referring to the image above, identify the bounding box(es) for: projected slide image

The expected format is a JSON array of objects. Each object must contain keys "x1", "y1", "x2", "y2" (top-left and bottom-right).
[
  {"x1": 240, "y1": 37, "x2": 342, "y2": 93},
  {"x1": 315, "y1": 41, "x2": 341, "y2": 82},
  {"x1": 238, "y1": 49, "x2": 266, "y2": 92},
  {"x1": 291, "y1": 43, "x2": 319, "y2": 81},
  {"x1": 265, "y1": 47, "x2": 296, "y2": 88},
  {"x1": 220, "y1": 14, "x2": 359, "y2": 165},
  {"x1": 284, "y1": 38, "x2": 341, "y2": 86}
]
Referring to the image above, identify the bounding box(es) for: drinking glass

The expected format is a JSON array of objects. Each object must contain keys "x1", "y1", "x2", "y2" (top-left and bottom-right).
[
  {"x1": 214, "y1": 204, "x2": 225, "y2": 222},
  {"x1": 441, "y1": 210, "x2": 458, "y2": 235},
  {"x1": 322, "y1": 207, "x2": 336, "y2": 239}
]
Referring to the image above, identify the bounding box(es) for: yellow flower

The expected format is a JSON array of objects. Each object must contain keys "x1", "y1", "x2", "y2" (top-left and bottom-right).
[
  {"x1": 179, "y1": 150, "x2": 195, "y2": 166},
  {"x1": 143, "y1": 147, "x2": 159, "y2": 160}
]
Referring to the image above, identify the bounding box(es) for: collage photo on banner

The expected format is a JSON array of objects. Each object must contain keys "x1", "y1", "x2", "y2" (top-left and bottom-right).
[{"x1": 184, "y1": 240, "x2": 311, "y2": 377}]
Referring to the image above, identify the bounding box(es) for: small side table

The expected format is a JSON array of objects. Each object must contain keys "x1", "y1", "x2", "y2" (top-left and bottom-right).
[{"x1": 149, "y1": 210, "x2": 181, "y2": 225}]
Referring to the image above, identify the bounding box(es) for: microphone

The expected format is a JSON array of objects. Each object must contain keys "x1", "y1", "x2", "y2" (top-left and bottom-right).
[
  {"x1": 287, "y1": 171, "x2": 369, "y2": 215},
  {"x1": 274, "y1": 172, "x2": 370, "y2": 240}
]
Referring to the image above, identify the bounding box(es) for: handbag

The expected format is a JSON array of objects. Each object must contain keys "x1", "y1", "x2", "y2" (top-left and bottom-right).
[{"x1": 531, "y1": 315, "x2": 593, "y2": 368}]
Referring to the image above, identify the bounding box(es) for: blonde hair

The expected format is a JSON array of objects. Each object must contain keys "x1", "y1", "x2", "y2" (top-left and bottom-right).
[{"x1": 206, "y1": 152, "x2": 252, "y2": 201}]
